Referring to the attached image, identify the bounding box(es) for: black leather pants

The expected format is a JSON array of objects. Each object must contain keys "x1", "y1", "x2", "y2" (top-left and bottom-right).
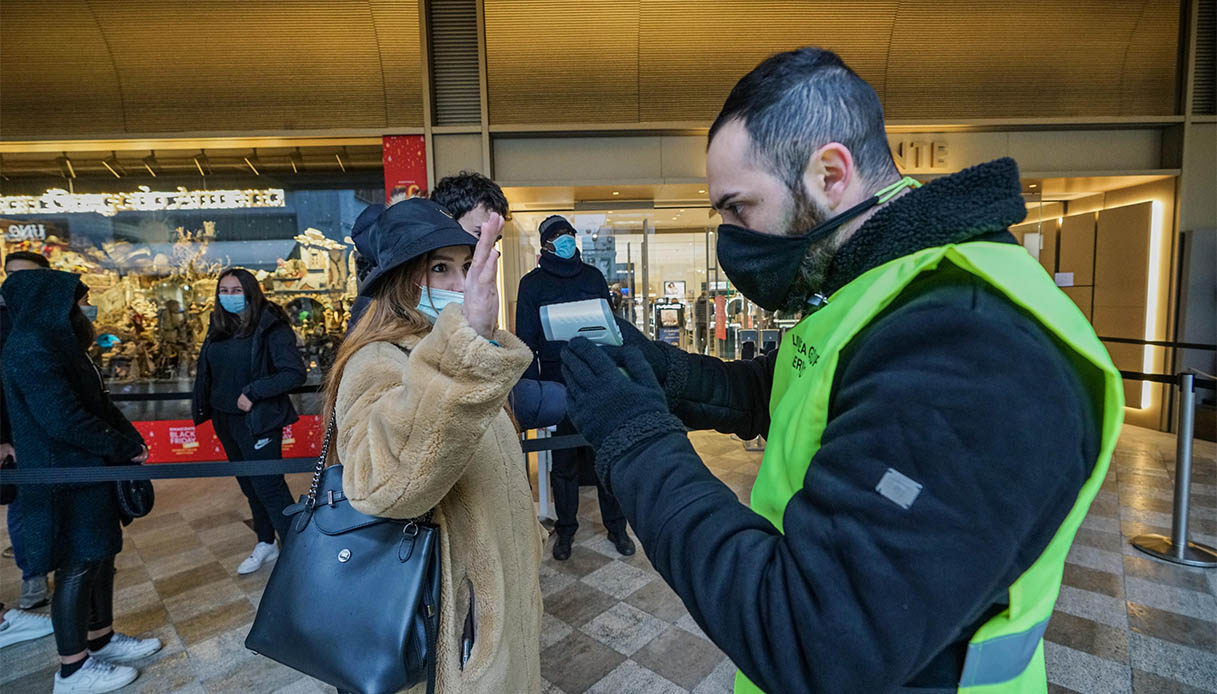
[{"x1": 51, "y1": 556, "x2": 115, "y2": 657}]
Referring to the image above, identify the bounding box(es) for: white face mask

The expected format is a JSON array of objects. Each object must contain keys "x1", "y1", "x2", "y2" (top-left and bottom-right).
[{"x1": 416, "y1": 286, "x2": 464, "y2": 323}]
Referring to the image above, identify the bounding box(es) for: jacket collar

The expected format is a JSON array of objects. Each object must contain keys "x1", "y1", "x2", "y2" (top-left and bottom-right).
[
  {"x1": 538, "y1": 250, "x2": 585, "y2": 278},
  {"x1": 822, "y1": 157, "x2": 1027, "y2": 296}
]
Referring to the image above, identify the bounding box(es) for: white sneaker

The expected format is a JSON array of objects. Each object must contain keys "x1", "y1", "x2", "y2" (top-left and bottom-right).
[
  {"x1": 0, "y1": 608, "x2": 54, "y2": 649},
  {"x1": 89, "y1": 632, "x2": 163, "y2": 663},
  {"x1": 236, "y1": 541, "x2": 279, "y2": 575},
  {"x1": 53, "y1": 658, "x2": 138, "y2": 693}
]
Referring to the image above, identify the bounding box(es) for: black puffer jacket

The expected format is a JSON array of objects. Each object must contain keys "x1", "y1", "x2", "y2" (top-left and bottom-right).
[
  {"x1": 596, "y1": 159, "x2": 1105, "y2": 693},
  {"x1": 1, "y1": 270, "x2": 146, "y2": 574},
  {"x1": 192, "y1": 307, "x2": 306, "y2": 437},
  {"x1": 515, "y1": 251, "x2": 611, "y2": 383}
]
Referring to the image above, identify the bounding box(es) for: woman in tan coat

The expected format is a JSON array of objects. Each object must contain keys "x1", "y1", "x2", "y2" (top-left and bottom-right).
[{"x1": 324, "y1": 198, "x2": 543, "y2": 693}]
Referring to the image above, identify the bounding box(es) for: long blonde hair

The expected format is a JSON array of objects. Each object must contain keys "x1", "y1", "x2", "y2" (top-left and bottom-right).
[{"x1": 323, "y1": 259, "x2": 430, "y2": 457}]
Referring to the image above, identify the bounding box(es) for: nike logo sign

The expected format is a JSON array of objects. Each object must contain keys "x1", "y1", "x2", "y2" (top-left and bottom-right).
[{"x1": 254, "y1": 438, "x2": 272, "y2": 450}]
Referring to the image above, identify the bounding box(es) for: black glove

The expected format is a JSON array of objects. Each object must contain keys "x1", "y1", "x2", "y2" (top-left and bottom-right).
[
  {"x1": 613, "y1": 316, "x2": 688, "y2": 404},
  {"x1": 561, "y1": 337, "x2": 685, "y2": 492}
]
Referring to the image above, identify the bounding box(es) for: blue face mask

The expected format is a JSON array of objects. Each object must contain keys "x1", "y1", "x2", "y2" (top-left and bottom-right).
[
  {"x1": 416, "y1": 286, "x2": 464, "y2": 323},
  {"x1": 80, "y1": 305, "x2": 98, "y2": 323},
  {"x1": 218, "y1": 294, "x2": 246, "y2": 314},
  {"x1": 550, "y1": 234, "x2": 578, "y2": 259}
]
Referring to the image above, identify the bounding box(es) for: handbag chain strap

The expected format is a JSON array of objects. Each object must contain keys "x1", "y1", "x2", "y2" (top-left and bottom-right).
[{"x1": 304, "y1": 409, "x2": 337, "y2": 509}]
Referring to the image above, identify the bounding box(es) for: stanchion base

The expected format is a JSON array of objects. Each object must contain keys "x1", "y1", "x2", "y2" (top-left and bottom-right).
[{"x1": 1132, "y1": 534, "x2": 1217, "y2": 568}]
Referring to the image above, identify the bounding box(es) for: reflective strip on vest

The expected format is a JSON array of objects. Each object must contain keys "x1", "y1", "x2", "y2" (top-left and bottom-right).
[{"x1": 959, "y1": 617, "x2": 1050, "y2": 687}]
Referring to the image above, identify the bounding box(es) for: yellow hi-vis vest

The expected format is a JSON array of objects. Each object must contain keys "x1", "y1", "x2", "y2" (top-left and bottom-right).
[{"x1": 735, "y1": 242, "x2": 1125, "y2": 693}]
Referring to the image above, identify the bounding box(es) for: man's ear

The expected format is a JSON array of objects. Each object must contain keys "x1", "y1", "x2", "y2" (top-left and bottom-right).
[{"x1": 802, "y1": 143, "x2": 855, "y2": 211}]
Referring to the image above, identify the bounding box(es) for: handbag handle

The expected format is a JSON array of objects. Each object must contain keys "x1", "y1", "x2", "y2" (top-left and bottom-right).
[{"x1": 305, "y1": 408, "x2": 434, "y2": 524}]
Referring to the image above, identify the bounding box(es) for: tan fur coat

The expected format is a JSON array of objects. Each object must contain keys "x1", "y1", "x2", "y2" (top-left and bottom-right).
[{"x1": 336, "y1": 305, "x2": 543, "y2": 693}]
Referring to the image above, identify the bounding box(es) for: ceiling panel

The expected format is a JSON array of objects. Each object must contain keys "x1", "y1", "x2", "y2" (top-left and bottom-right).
[
  {"x1": 0, "y1": 0, "x2": 127, "y2": 136},
  {"x1": 484, "y1": 0, "x2": 640, "y2": 124},
  {"x1": 638, "y1": 1, "x2": 898, "y2": 123},
  {"x1": 1, "y1": 0, "x2": 423, "y2": 138},
  {"x1": 486, "y1": 0, "x2": 1181, "y2": 124},
  {"x1": 885, "y1": 0, "x2": 1178, "y2": 119}
]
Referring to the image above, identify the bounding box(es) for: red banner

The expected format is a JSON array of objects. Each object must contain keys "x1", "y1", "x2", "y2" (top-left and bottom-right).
[
  {"x1": 132, "y1": 419, "x2": 225, "y2": 463},
  {"x1": 383, "y1": 135, "x2": 428, "y2": 203},
  {"x1": 133, "y1": 416, "x2": 322, "y2": 464}
]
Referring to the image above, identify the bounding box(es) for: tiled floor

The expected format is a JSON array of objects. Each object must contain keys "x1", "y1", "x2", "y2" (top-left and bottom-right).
[{"x1": 1, "y1": 426, "x2": 1214, "y2": 693}]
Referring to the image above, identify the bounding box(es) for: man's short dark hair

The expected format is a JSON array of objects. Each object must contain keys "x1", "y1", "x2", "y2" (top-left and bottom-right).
[
  {"x1": 431, "y1": 171, "x2": 509, "y2": 220},
  {"x1": 709, "y1": 47, "x2": 898, "y2": 193},
  {"x1": 4, "y1": 250, "x2": 50, "y2": 269}
]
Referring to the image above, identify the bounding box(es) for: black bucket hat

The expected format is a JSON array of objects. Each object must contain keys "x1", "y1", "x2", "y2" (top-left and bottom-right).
[
  {"x1": 351, "y1": 203, "x2": 384, "y2": 259},
  {"x1": 359, "y1": 198, "x2": 477, "y2": 296}
]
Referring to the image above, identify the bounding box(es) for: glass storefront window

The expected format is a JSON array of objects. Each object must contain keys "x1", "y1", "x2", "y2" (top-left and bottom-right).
[{"x1": 1, "y1": 187, "x2": 378, "y2": 420}]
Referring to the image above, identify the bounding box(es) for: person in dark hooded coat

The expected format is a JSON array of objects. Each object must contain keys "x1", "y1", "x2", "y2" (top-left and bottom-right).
[{"x1": 1, "y1": 269, "x2": 162, "y2": 691}]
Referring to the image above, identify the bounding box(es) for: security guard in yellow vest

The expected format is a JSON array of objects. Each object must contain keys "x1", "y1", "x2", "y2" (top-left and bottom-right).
[{"x1": 561, "y1": 47, "x2": 1123, "y2": 693}]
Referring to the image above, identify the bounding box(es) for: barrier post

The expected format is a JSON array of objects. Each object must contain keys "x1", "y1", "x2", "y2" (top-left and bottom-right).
[
  {"x1": 1132, "y1": 373, "x2": 1217, "y2": 568},
  {"x1": 535, "y1": 428, "x2": 556, "y2": 522}
]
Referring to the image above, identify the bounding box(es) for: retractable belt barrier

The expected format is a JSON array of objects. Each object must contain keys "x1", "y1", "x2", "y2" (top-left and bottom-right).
[
  {"x1": 9, "y1": 346, "x2": 1210, "y2": 487},
  {"x1": 0, "y1": 435, "x2": 591, "y2": 486}
]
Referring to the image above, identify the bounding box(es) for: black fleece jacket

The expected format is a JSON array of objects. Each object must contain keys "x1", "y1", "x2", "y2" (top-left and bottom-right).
[
  {"x1": 601, "y1": 159, "x2": 1103, "y2": 693},
  {"x1": 192, "y1": 308, "x2": 306, "y2": 437}
]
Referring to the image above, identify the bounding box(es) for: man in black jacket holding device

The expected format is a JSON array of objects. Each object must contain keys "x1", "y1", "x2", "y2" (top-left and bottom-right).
[{"x1": 561, "y1": 48, "x2": 1117, "y2": 693}]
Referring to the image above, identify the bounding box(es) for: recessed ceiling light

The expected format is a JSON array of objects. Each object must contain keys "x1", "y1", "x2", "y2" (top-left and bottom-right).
[
  {"x1": 1029, "y1": 183, "x2": 1038, "y2": 188},
  {"x1": 698, "y1": 189, "x2": 706, "y2": 194},
  {"x1": 612, "y1": 191, "x2": 620, "y2": 196}
]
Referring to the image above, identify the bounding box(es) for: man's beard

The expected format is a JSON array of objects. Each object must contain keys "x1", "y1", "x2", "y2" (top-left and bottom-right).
[{"x1": 777, "y1": 188, "x2": 844, "y2": 315}]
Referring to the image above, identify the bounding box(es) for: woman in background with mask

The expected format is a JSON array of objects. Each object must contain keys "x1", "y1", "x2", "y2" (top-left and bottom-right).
[
  {"x1": 326, "y1": 198, "x2": 542, "y2": 693},
  {"x1": 192, "y1": 268, "x2": 306, "y2": 575},
  {"x1": 1, "y1": 270, "x2": 162, "y2": 693}
]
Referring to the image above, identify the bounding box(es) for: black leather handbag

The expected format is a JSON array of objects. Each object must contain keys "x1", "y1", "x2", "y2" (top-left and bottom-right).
[
  {"x1": 245, "y1": 413, "x2": 441, "y2": 694},
  {"x1": 114, "y1": 478, "x2": 155, "y2": 525}
]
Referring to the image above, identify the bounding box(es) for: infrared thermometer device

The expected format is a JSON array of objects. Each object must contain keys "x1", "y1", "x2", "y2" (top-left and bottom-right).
[{"x1": 539, "y1": 299, "x2": 623, "y2": 347}]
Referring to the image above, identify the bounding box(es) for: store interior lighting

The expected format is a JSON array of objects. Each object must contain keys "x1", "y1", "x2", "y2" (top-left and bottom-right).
[
  {"x1": 143, "y1": 154, "x2": 159, "y2": 177},
  {"x1": 244, "y1": 150, "x2": 261, "y2": 176},
  {"x1": 101, "y1": 153, "x2": 124, "y2": 178},
  {"x1": 289, "y1": 149, "x2": 303, "y2": 174},
  {"x1": 57, "y1": 154, "x2": 76, "y2": 179},
  {"x1": 193, "y1": 152, "x2": 212, "y2": 177},
  {"x1": 1140, "y1": 200, "x2": 1165, "y2": 409},
  {"x1": 335, "y1": 149, "x2": 347, "y2": 173}
]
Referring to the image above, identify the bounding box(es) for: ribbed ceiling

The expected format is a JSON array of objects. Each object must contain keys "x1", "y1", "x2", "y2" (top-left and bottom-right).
[
  {"x1": 0, "y1": 0, "x2": 424, "y2": 139},
  {"x1": 486, "y1": 0, "x2": 1182, "y2": 125},
  {"x1": 1, "y1": 0, "x2": 1184, "y2": 138}
]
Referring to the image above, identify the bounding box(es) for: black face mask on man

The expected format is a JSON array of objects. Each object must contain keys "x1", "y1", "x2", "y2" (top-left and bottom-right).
[{"x1": 715, "y1": 176, "x2": 921, "y2": 312}]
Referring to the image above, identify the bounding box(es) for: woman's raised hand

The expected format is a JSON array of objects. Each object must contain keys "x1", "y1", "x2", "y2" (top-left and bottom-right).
[{"x1": 462, "y1": 213, "x2": 504, "y2": 339}]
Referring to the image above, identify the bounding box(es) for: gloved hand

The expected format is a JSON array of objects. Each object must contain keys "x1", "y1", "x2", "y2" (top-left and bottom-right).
[
  {"x1": 612, "y1": 316, "x2": 686, "y2": 404},
  {"x1": 561, "y1": 337, "x2": 685, "y2": 492}
]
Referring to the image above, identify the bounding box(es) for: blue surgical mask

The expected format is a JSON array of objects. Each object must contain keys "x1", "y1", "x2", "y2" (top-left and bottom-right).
[
  {"x1": 218, "y1": 294, "x2": 246, "y2": 314},
  {"x1": 551, "y1": 235, "x2": 578, "y2": 259},
  {"x1": 80, "y1": 305, "x2": 98, "y2": 323},
  {"x1": 416, "y1": 286, "x2": 464, "y2": 323}
]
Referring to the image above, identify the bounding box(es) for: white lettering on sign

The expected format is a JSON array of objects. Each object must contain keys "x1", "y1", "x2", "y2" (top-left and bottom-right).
[
  {"x1": 0, "y1": 186, "x2": 287, "y2": 217},
  {"x1": 889, "y1": 139, "x2": 950, "y2": 173},
  {"x1": 4, "y1": 223, "x2": 47, "y2": 241},
  {"x1": 168, "y1": 426, "x2": 197, "y2": 446}
]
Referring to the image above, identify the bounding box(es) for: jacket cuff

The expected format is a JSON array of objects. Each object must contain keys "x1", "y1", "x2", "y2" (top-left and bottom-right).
[
  {"x1": 657, "y1": 341, "x2": 689, "y2": 403},
  {"x1": 427, "y1": 305, "x2": 533, "y2": 387},
  {"x1": 594, "y1": 411, "x2": 686, "y2": 493}
]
